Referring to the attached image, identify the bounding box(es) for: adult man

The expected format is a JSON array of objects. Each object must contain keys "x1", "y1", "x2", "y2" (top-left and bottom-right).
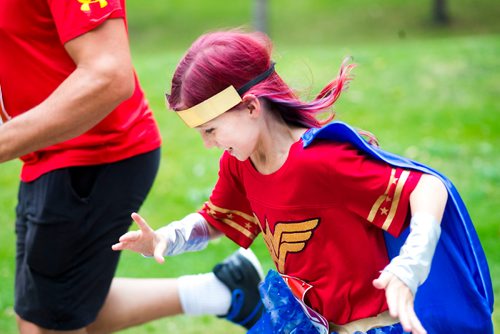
[{"x1": 0, "y1": 1, "x2": 262, "y2": 333}]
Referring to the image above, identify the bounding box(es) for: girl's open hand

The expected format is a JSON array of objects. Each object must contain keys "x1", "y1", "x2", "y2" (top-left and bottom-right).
[
  {"x1": 373, "y1": 271, "x2": 427, "y2": 334},
  {"x1": 112, "y1": 212, "x2": 167, "y2": 264}
]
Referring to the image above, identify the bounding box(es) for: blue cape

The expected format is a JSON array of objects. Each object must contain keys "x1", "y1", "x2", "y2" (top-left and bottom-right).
[{"x1": 300, "y1": 121, "x2": 494, "y2": 333}]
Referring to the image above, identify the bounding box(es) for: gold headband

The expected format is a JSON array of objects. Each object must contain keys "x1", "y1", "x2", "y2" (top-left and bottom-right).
[
  {"x1": 172, "y1": 62, "x2": 276, "y2": 128},
  {"x1": 175, "y1": 86, "x2": 242, "y2": 128}
]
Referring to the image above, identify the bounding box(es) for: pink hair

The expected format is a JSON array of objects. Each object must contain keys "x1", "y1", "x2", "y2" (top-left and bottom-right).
[{"x1": 167, "y1": 29, "x2": 355, "y2": 129}]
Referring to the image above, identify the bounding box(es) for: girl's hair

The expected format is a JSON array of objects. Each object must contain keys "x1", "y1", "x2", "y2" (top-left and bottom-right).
[{"x1": 167, "y1": 29, "x2": 354, "y2": 129}]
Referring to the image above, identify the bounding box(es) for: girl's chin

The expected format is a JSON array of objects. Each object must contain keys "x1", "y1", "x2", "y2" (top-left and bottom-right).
[
  {"x1": 232, "y1": 152, "x2": 248, "y2": 161},
  {"x1": 235, "y1": 155, "x2": 248, "y2": 162},
  {"x1": 225, "y1": 149, "x2": 248, "y2": 161}
]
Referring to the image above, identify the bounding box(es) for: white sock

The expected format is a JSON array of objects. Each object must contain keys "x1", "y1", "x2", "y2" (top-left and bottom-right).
[{"x1": 177, "y1": 272, "x2": 232, "y2": 316}]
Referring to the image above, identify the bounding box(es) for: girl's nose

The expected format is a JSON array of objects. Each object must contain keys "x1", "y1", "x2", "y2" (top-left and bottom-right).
[{"x1": 201, "y1": 133, "x2": 216, "y2": 149}]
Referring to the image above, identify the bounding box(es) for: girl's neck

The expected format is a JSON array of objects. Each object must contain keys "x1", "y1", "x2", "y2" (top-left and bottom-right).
[{"x1": 250, "y1": 119, "x2": 307, "y2": 175}]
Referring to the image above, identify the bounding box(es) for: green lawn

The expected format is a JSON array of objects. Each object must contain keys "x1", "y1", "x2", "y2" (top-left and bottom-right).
[{"x1": 1, "y1": 0, "x2": 499, "y2": 333}]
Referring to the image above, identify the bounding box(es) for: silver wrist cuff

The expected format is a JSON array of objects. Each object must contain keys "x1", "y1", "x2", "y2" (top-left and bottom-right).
[
  {"x1": 156, "y1": 213, "x2": 210, "y2": 256},
  {"x1": 383, "y1": 212, "x2": 441, "y2": 295}
]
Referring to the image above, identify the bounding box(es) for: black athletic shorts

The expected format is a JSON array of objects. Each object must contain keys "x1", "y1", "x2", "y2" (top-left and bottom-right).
[{"x1": 14, "y1": 148, "x2": 160, "y2": 330}]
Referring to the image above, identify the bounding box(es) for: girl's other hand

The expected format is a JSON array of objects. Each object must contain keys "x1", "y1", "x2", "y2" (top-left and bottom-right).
[{"x1": 373, "y1": 271, "x2": 427, "y2": 334}]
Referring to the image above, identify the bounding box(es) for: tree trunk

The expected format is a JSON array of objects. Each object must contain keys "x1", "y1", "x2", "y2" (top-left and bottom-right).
[
  {"x1": 433, "y1": 0, "x2": 449, "y2": 24},
  {"x1": 253, "y1": 0, "x2": 268, "y2": 33}
]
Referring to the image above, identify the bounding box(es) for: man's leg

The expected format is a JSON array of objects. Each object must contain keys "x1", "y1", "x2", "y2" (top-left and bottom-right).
[
  {"x1": 15, "y1": 151, "x2": 160, "y2": 334},
  {"x1": 17, "y1": 317, "x2": 87, "y2": 334},
  {"x1": 87, "y1": 278, "x2": 182, "y2": 333},
  {"x1": 88, "y1": 248, "x2": 264, "y2": 333}
]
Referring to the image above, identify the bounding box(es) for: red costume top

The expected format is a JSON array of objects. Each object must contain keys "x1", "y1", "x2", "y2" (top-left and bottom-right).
[
  {"x1": 200, "y1": 137, "x2": 422, "y2": 325},
  {"x1": 0, "y1": 0, "x2": 161, "y2": 181}
]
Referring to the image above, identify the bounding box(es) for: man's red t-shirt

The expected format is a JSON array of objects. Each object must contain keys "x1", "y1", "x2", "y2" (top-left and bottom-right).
[
  {"x1": 200, "y1": 138, "x2": 422, "y2": 325},
  {"x1": 0, "y1": 0, "x2": 161, "y2": 181}
]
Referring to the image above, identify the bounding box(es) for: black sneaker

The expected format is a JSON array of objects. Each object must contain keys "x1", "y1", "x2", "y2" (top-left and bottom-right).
[{"x1": 213, "y1": 248, "x2": 265, "y2": 329}]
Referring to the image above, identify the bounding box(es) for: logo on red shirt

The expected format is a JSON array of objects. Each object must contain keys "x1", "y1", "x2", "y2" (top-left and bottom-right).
[
  {"x1": 258, "y1": 216, "x2": 319, "y2": 273},
  {"x1": 77, "y1": 0, "x2": 108, "y2": 12}
]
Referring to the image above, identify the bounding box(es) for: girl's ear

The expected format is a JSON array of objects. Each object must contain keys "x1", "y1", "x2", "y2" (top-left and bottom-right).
[{"x1": 242, "y1": 94, "x2": 261, "y2": 116}]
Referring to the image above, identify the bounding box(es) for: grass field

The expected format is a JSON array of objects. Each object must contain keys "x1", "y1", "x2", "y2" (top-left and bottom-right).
[{"x1": 0, "y1": 0, "x2": 499, "y2": 333}]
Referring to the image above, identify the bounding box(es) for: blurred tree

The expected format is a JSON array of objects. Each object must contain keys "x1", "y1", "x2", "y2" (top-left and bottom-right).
[
  {"x1": 433, "y1": 0, "x2": 449, "y2": 24},
  {"x1": 253, "y1": 0, "x2": 268, "y2": 33}
]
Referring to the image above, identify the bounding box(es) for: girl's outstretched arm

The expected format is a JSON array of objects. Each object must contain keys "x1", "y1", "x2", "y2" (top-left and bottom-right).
[
  {"x1": 112, "y1": 212, "x2": 222, "y2": 264},
  {"x1": 374, "y1": 174, "x2": 448, "y2": 334}
]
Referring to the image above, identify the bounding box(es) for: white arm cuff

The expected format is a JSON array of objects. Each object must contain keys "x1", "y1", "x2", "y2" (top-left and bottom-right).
[
  {"x1": 156, "y1": 213, "x2": 210, "y2": 256},
  {"x1": 382, "y1": 212, "x2": 441, "y2": 295}
]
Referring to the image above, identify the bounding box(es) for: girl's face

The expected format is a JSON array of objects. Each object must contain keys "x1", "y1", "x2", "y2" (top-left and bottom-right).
[{"x1": 196, "y1": 105, "x2": 260, "y2": 161}]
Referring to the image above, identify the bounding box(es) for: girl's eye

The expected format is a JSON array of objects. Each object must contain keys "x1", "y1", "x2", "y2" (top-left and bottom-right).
[{"x1": 205, "y1": 128, "x2": 215, "y2": 134}]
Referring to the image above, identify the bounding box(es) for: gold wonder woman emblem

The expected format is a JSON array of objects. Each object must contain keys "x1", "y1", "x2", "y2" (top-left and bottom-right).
[
  {"x1": 78, "y1": 0, "x2": 108, "y2": 12},
  {"x1": 258, "y1": 216, "x2": 319, "y2": 273}
]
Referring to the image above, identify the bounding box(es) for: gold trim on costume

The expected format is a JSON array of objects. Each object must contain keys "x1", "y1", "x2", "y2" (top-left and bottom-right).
[
  {"x1": 329, "y1": 311, "x2": 398, "y2": 334},
  {"x1": 367, "y1": 169, "x2": 397, "y2": 222},
  {"x1": 205, "y1": 201, "x2": 258, "y2": 239},
  {"x1": 381, "y1": 170, "x2": 409, "y2": 230},
  {"x1": 175, "y1": 86, "x2": 242, "y2": 128},
  {"x1": 206, "y1": 201, "x2": 257, "y2": 224},
  {"x1": 367, "y1": 169, "x2": 410, "y2": 231},
  {"x1": 220, "y1": 218, "x2": 257, "y2": 239}
]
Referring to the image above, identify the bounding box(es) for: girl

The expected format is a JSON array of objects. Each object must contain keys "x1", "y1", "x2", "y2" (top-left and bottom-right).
[{"x1": 113, "y1": 30, "x2": 493, "y2": 334}]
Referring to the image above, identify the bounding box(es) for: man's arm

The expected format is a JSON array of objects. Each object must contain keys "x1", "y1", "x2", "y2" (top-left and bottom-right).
[{"x1": 0, "y1": 18, "x2": 134, "y2": 162}]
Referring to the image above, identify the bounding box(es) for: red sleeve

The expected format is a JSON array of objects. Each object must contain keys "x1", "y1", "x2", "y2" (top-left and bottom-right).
[
  {"x1": 198, "y1": 152, "x2": 260, "y2": 248},
  {"x1": 48, "y1": 0, "x2": 125, "y2": 44},
  {"x1": 329, "y1": 143, "x2": 422, "y2": 237}
]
